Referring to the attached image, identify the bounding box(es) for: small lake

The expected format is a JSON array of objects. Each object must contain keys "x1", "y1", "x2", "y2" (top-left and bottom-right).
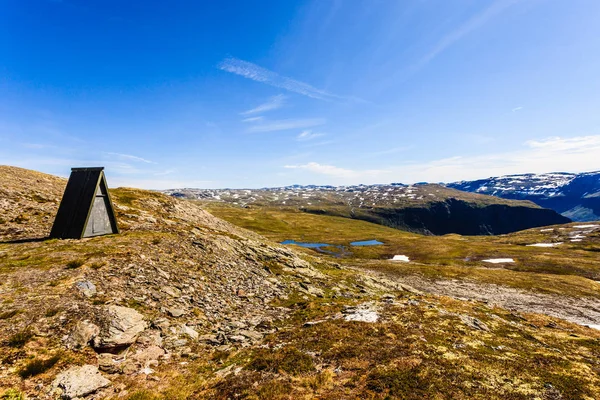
[
  {"x1": 350, "y1": 240, "x2": 384, "y2": 246},
  {"x1": 281, "y1": 239, "x2": 384, "y2": 248},
  {"x1": 280, "y1": 240, "x2": 332, "y2": 248},
  {"x1": 280, "y1": 239, "x2": 383, "y2": 257}
]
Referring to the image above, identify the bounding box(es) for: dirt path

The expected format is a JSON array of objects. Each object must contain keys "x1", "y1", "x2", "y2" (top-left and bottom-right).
[{"x1": 355, "y1": 267, "x2": 600, "y2": 328}]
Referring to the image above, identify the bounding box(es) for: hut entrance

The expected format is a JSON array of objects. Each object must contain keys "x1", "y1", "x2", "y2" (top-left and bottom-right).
[{"x1": 84, "y1": 179, "x2": 114, "y2": 237}]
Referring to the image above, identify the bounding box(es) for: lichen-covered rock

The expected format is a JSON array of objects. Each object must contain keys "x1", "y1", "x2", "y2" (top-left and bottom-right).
[
  {"x1": 52, "y1": 365, "x2": 111, "y2": 399},
  {"x1": 97, "y1": 353, "x2": 122, "y2": 374},
  {"x1": 93, "y1": 306, "x2": 147, "y2": 350},
  {"x1": 65, "y1": 320, "x2": 100, "y2": 350},
  {"x1": 75, "y1": 281, "x2": 97, "y2": 298}
]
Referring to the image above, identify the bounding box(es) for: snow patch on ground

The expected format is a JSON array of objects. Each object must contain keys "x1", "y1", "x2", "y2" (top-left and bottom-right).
[
  {"x1": 482, "y1": 258, "x2": 515, "y2": 264},
  {"x1": 391, "y1": 255, "x2": 410, "y2": 262},
  {"x1": 573, "y1": 225, "x2": 599, "y2": 229},
  {"x1": 539, "y1": 228, "x2": 554, "y2": 232},
  {"x1": 526, "y1": 243, "x2": 562, "y2": 247},
  {"x1": 586, "y1": 324, "x2": 600, "y2": 331}
]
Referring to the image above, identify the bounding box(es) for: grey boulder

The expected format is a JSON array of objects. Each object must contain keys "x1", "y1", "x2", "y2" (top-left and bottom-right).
[
  {"x1": 52, "y1": 365, "x2": 110, "y2": 399},
  {"x1": 93, "y1": 306, "x2": 147, "y2": 350},
  {"x1": 65, "y1": 320, "x2": 100, "y2": 350}
]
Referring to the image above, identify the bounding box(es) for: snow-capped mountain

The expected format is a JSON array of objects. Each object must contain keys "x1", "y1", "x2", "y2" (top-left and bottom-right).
[
  {"x1": 448, "y1": 171, "x2": 600, "y2": 221},
  {"x1": 161, "y1": 183, "x2": 570, "y2": 235}
]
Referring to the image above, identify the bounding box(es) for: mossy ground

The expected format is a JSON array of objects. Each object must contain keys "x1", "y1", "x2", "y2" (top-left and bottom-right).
[
  {"x1": 204, "y1": 203, "x2": 600, "y2": 298},
  {"x1": 2, "y1": 167, "x2": 599, "y2": 399},
  {"x1": 103, "y1": 292, "x2": 600, "y2": 400}
]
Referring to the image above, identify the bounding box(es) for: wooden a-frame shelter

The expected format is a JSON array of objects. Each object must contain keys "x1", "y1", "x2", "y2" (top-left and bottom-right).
[{"x1": 50, "y1": 167, "x2": 119, "y2": 239}]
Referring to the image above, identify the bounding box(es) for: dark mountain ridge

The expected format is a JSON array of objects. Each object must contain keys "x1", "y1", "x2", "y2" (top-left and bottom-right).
[
  {"x1": 164, "y1": 183, "x2": 570, "y2": 236},
  {"x1": 448, "y1": 171, "x2": 600, "y2": 222}
]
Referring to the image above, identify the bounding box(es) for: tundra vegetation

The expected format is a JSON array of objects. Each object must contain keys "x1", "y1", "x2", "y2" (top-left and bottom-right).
[{"x1": 0, "y1": 166, "x2": 599, "y2": 399}]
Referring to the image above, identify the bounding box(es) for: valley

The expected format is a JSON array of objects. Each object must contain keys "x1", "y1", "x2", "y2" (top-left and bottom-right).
[
  {"x1": 203, "y1": 202, "x2": 600, "y2": 324},
  {"x1": 1, "y1": 166, "x2": 600, "y2": 400},
  {"x1": 164, "y1": 183, "x2": 570, "y2": 236}
]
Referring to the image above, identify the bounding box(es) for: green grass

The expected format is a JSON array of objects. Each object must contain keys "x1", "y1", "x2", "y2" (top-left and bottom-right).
[
  {"x1": 203, "y1": 203, "x2": 600, "y2": 298},
  {"x1": 18, "y1": 354, "x2": 61, "y2": 378},
  {"x1": 7, "y1": 329, "x2": 34, "y2": 348},
  {"x1": 0, "y1": 310, "x2": 20, "y2": 320},
  {"x1": 1, "y1": 389, "x2": 26, "y2": 400},
  {"x1": 246, "y1": 346, "x2": 315, "y2": 375},
  {"x1": 145, "y1": 296, "x2": 600, "y2": 399},
  {"x1": 65, "y1": 258, "x2": 86, "y2": 269}
]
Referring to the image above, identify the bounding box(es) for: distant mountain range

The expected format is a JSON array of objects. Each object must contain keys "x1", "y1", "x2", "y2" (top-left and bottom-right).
[
  {"x1": 162, "y1": 183, "x2": 569, "y2": 235},
  {"x1": 447, "y1": 171, "x2": 600, "y2": 222}
]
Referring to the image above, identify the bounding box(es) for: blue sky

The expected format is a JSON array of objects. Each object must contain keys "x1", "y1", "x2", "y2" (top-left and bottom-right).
[{"x1": 1, "y1": 0, "x2": 600, "y2": 189}]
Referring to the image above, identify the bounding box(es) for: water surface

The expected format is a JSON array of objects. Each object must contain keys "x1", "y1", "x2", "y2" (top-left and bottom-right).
[{"x1": 350, "y1": 239, "x2": 384, "y2": 246}]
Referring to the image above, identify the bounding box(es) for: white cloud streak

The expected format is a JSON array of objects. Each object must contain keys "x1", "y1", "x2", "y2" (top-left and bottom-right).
[
  {"x1": 104, "y1": 152, "x2": 155, "y2": 164},
  {"x1": 415, "y1": 0, "x2": 520, "y2": 69},
  {"x1": 283, "y1": 136, "x2": 600, "y2": 185},
  {"x1": 247, "y1": 118, "x2": 326, "y2": 133},
  {"x1": 296, "y1": 130, "x2": 325, "y2": 141},
  {"x1": 242, "y1": 116, "x2": 264, "y2": 123},
  {"x1": 241, "y1": 94, "x2": 286, "y2": 115},
  {"x1": 396, "y1": 135, "x2": 600, "y2": 183},
  {"x1": 219, "y1": 57, "x2": 354, "y2": 101}
]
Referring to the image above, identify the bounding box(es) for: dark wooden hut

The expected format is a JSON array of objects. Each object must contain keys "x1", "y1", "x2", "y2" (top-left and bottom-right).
[{"x1": 50, "y1": 167, "x2": 119, "y2": 239}]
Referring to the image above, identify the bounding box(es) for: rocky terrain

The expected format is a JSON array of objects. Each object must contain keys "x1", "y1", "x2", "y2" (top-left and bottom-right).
[
  {"x1": 448, "y1": 170, "x2": 600, "y2": 222},
  {"x1": 0, "y1": 166, "x2": 372, "y2": 398},
  {"x1": 162, "y1": 184, "x2": 570, "y2": 235},
  {"x1": 2, "y1": 165, "x2": 600, "y2": 399}
]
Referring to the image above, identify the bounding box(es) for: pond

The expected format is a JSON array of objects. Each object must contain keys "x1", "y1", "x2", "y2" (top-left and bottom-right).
[
  {"x1": 350, "y1": 240, "x2": 384, "y2": 246},
  {"x1": 280, "y1": 239, "x2": 383, "y2": 257},
  {"x1": 280, "y1": 240, "x2": 332, "y2": 248}
]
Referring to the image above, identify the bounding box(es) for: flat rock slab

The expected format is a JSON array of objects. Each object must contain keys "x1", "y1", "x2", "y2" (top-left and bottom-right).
[
  {"x1": 93, "y1": 306, "x2": 147, "y2": 350},
  {"x1": 75, "y1": 281, "x2": 97, "y2": 297},
  {"x1": 343, "y1": 303, "x2": 379, "y2": 323},
  {"x1": 66, "y1": 320, "x2": 100, "y2": 350},
  {"x1": 52, "y1": 365, "x2": 110, "y2": 399}
]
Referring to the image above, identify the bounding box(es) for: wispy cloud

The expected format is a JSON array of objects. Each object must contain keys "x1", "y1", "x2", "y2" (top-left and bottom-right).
[
  {"x1": 524, "y1": 135, "x2": 599, "y2": 152},
  {"x1": 283, "y1": 136, "x2": 600, "y2": 185},
  {"x1": 242, "y1": 94, "x2": 286, "y2": 115},
  {"x1": 395, "y1": 135, "x2": 600, "y2": 183},
  {"x1": 247, "y1": 118, "x2": 326, "y2": 133},
  {"x1": 104, "y1": 152, "x2": 155, "y2": 164},
  {"x1": 296, "y1": 130, "x2": 325, "y2": 141},
  {"x1": 512, "y1": 106, "x2": 524, "y2": 112},
  {"x1": 284, "y1": 162, "x2": 388, "y2": 179},
  {"x1": 242, "y1": 116, "x2": 265, "y2": 123},
  {"x1": 415, "y1": 0, "x2": 520, "y2": 69},
  {"x1": 219, "y1": 57, "x2": 356, "y2": 102}
]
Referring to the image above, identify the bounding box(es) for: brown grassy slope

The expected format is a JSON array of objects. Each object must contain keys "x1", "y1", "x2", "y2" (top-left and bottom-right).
[
  {"x1": 0, "y1": 165, "x2": 66, "y2": 239},
  {"x1": 2, "y1": 166, "x2": 600, "y2": 400},
  {"x1": 0, "y1": 166, "x2": 330, "y2": 398}
]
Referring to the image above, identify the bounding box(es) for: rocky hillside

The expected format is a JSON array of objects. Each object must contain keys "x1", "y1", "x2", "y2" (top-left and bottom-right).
[
  {"x1": 164, "y1": 183, "x2": 570, "y2": 235},
  {"x1": 448, "y1": 171, "x2": 600, "y2": 222},
  {"x1": 0, "y1": 166, "x2": 363, "y2": 398},
  {"x1": 2, "y1": 166, "x2": 600, "y2": 400}
]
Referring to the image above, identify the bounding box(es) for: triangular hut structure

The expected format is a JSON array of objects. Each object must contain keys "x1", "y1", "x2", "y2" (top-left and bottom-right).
[{"x1": 50, "y1": 167, "x2": 119, "y2": 239}]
